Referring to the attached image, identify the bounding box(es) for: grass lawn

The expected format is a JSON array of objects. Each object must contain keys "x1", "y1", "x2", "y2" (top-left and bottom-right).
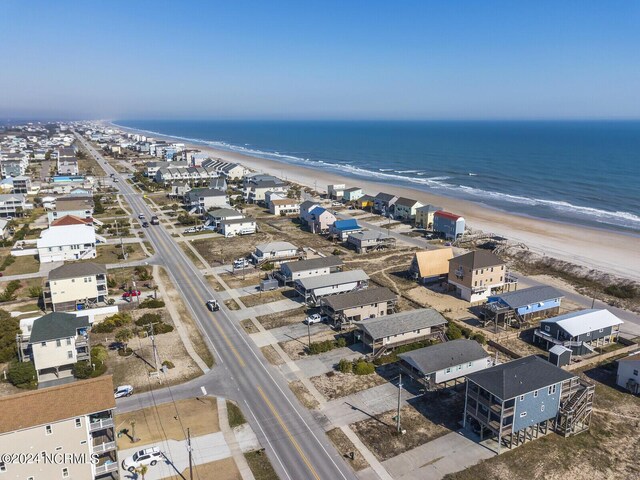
[
  {"x1": 224, "y1": 299, "x2": 241, "y2": 310},
  {"x1": 244, "y1": 450, "x2": 279, "y2": 480},
  {"x1": 180, "y1": 243, "x2": 207, "y2": 269},
  {"x1": 2, "y1": 255, "x2": 40, "y2": 276},
  {"x1": 115, "y1": 397, "x2": 219, "y2": 449},
  {"x1": 240, "y1": 289, "x2": 290, "y2": 308},
  {"x1": 226, "y1": 400, "x2": 247, "y2": 428},
  {"x1": 92, "y1": 243, "x2": 148, "y2": 264}
]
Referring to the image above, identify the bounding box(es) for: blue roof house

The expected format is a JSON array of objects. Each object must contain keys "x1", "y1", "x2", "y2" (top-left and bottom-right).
[{"x1": 329, "y1": 219, "x2": 362, "y2": 241}]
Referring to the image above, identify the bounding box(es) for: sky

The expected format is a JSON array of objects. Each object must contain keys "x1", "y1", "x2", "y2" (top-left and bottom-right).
[{"x1": 0, "y1": 1, "x2": 639, "y2": 120}]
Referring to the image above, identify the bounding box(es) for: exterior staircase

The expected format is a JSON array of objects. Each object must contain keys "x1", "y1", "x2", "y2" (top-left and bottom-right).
[{"x1": 556, "y1": 380, "x2": 595, "y2": 437}]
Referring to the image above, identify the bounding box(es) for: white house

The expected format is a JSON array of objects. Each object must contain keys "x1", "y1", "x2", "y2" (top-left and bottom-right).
[
  {"x1": 37, "y1": 223, "x2": 97, "y2": 263},
  {"x1": 617, "y1": 352, "x2": 640, "y2": 394},
  {"x1": 251, "y1": 242, "x2": 299, "y2": 264},
  {"x1": 270, "y1": 198, "x2": 300, "y2": 216},
  {"x1": 295, "y1": 269, "x2": 369, "y2": 305},
  {"x1": 206, "y1": 207, "x2": 244, "y2": 228},
  {"x1": 220, "y1": 217, "x2": 257, "y2": 237},
  {"x1": 399, "y1": 339, "x2": 491, "y2": 389},
  {"x1": 343, "y1": 187, "x2": 364, "y2": 202}
]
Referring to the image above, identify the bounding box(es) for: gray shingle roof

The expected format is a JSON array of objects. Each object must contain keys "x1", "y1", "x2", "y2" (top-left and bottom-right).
[
  {"x1": 48, "y1": 262, "x2": 107, "y2": 281},
  {"x1": 356, "y1": 309, "x2": 446, "y2": 340},
  {"x1": 494, "y1": 285, "x2": 564, "y2": 309},
  {"x1": 320, "y1": 287, "x2": 397, "y2": 311},
  {"x1": 296, "y1": 270, "x2": 369, "y2": 291},
  {"x1": 282, "y1": 256, "x2": 343, "y2": 273},
  {"x1": 450, "y1": 250, "x2": 504, "y2": 269},
  {"x1": 394, "y1": 197, "x2": 419, "y2": 208},
  {"x1": 29, "y1": 313, "x2": 90, "y2": 343},
  {"x1": 399, "y1": 339, "x2": 489, "y2": 374},
  {"x1": 466, "y1": 355, "x2": 575, "y2": 400}
]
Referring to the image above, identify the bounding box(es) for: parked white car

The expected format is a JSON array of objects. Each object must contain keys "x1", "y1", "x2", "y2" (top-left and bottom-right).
[
  {"x1": 304, "y1": 313, "x2": 324, "y2": 325},
  {"x1": 122, "y1": 446, "x2": 163, "y2": 472},
  {"x1": 114, "y1": 385, "x2": 134, "y2": 399}
]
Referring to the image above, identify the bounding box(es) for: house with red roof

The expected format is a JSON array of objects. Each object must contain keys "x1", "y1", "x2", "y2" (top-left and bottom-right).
[{"x1": 433, "y1": 211, "x2": 465, "y2": 239}]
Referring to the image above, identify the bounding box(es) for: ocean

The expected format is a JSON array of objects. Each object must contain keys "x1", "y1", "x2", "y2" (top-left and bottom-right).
[{"x1": 114, "y1": 120, "x2": 640, "y2": 234}]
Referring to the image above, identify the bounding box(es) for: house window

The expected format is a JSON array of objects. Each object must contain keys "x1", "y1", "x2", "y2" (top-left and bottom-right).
[
  {"x1": 67, "y1": 351, "x2": 73, "y2": 359},
  {"x1": 45, "y1": 425, "x2": 52, "y2": 435},
  {"x1": 66, "y1": 338, "x2": 71, "y2": 346},
  {"x1": 520, "y1": 412, "x2": 527, "y2": 418},
  {"x1": 56, "y1": 339, "x2": 61, "y2": 347},
  {"x1": 599, "y1": 328, "x2": 603, "y2": 333},
  {"x1": 548, "y1": 385, "x2": 557, "y2": 395},
  {"x1": 519, "y1": 395, "x2": 525, "y2": 401},
  {"x1": 445, "y1": 367, "x2": 452, "y2": 374},
  {"x1": 533, "y1": 390, "x2": 538, "y2": 398},
  {"x1": 41, "y1": 341, "x2": 47, "y2": 347},
  {"x1": 586, "y1": 332, "x2": 591, "y2": 337},
  {"x1": 468, "y1": 362, "x2": 473, "y2": 367},
  {"x1": 544, "y1": 325, "x2": 550, "y2": 332}
]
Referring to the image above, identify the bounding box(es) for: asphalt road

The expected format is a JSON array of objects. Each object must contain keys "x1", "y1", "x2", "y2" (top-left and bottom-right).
[{"x1": 75, "y1": 133, "x2": 358, "y2": 480}]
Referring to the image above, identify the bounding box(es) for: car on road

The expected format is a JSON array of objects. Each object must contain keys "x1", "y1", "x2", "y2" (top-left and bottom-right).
[
  {"x1": 122, "y1": 290, "x2": 141, "y2": 298},
  {"x1": 142, "y1": 221, "x2": 149, "y2": 228},
  {"x1": 304, "y1": 313, "x2": 324, "y2": 325},
  {"x1": 138, "y1": 214, "x2": 145, "y2": 219},
  {"x1": 122, "y1": 446, "x2": 163, "y2": 472},
  {"x1": 113, "y1": 178, "x2": 119, "y2": 182},
  {"x1": 114, "y1": 385, "x2": 134, "y2": 398},
  {"x1": 150, "y1": 215, "x2": 159, "y2": 225},
  {"x1": 206, "y1": 299, "x2": 220, "y2": 312}
]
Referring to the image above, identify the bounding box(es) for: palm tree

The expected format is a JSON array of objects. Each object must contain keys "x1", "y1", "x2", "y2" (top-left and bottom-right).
[{"x1": 135, "y1": 464, "x2": 148, "y2": 480}]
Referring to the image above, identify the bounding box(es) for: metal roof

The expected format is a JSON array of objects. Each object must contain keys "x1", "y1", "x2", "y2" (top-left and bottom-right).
[
  {"x1": 29, "y1": 313, "x2": 90, "y2": 343},
  {"x1": 332, "y1": 219, "x2": 360, "y2": 231},
  {"x1": 296, "y1": 270, "x2": 369, "y2": 291},
  {"x1": 49, "y1": 262, "x2": 106, "y2": 281},
  {"x1": 255, "y1": 241, "x2": 297, "y2": 253},
  {"x1": 399, "y1": 339, "x2": 489, "y2": 374},
  {"x1": 541, "y1": 309, "x2": 623, "y2": 338},
  {"x1": 282, "y1": 256, "x2": 343, "y2": 273},
  {"x1": 356, "y1": 308, "x2": 446, "y2": 340},
  {"x1": 466, "y1": 355, "x2": 575, "y2": 400},
  {"x1": 320, "y1": 286, "x2": 397, "y2": 311},
  {"x1": 493, "y1": 285, "x2": 564, "y2": 309}
]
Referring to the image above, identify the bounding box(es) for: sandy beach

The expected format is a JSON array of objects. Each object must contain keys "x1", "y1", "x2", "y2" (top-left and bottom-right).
[{"x1": 114, "y1": 124, "x2": 640, "y2": 281}]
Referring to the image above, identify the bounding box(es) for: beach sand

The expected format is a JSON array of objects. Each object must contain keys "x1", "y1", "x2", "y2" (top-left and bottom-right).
[{"x1": 116, "y1": 125, "x2": 640, "y2": 281}]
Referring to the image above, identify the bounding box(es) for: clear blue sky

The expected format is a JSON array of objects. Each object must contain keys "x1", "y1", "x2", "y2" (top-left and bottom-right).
[{"x1": 1, "y1": 0, "x2": 638, "y2": 120}]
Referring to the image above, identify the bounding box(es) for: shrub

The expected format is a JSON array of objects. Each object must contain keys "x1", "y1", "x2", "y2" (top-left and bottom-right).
[
  {"x1": 0, "y1": 309, "x2": 19, "y2": 362},
  {"x1": 134, "y1": 266, "x2": 153, "y2": 281},
  {"x1": 604, "y1": 284, "x2": 637, "y2": 299},
  {"x1": 460, "y1": 326, "x2": 472, "y2": 338},
  {"x1": 162, "y1": 360, "x2": 175, "y2": 369},
  {"x1": 92, "y1": 313, "x2": 130, "y2": 333},
  {"x1": 154, "y1": 323, "x2": 174, "y2": 334},
  {"x1": 177, "y1": 214, "x2": 198, "y2": 226},
  {"x1": 332, "y1": 249, "x2": 344, "y2": 256},
  {"x1": 337, "y1": 358, "x2": 353, "y2": 374},
  {"x1": 135, "y1": 313, "x2": 162, "y2": 327},
  {"x1": 91, "y1": 344, "x2": 108, "y2": 365},
  {"x1": 0, "y1": 280, "x2": 22, "y2": 302},
  {"x1": 115, "y1": 328, "x2": 133, "y2": 346},
  {"x1": 8, "y1": 361, "x2": 37, "y2": 388},
  {"x1": 260, "y1": 262, "x2": 274, "y2": 271},
  {"x1": 73, "y1": 361, "x2": 94, "y2": 379},
  {"x1": 471, "y1": 333, "x2": 487, "y2": 345},
  {"x1": 353, "y1": 360, "x2": 375, "y2": 375},
  {"x1": 336, "y1": 337, "x2": 347, "y2": 348},
  {"x1": 140, "y1": 298, "x2": 165, "y2": 309},
  {"x1": 446, "y1": 322, "x2": 463, "y2": 340},
  {"x1": 28, "y1": 286, "x2": 43, "y2": 299},
  {"x1": 107, "y1": 276, "x2": 117, "y2": 288},
  {"x1": 308, "y1": 340, "x2": 335, "y2": 355}
]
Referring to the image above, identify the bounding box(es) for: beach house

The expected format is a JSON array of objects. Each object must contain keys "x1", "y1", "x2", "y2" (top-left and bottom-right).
[
  {"x1": 251, "y1": 241, "x2": 300, "y2": 264},
  {"x1": 347, "y1": 230, "x2": 396, "y2": 253},
  {"x1": 464, "y1": 356, "x2": 594, "y2": 452},
  {"x1": 183, "y1": 188, "x2": 228, "y2": 212},
  {"x1": 409, "y1": 247, "x2": 454, "y2": 283},
  {"x1": 206, "y1": 207, "x2": 244, "y2": 228},
  {"x1": 0, "y1": 193, "x2": 32, "y2": 217},
  {"x1": 44, "y1": 262, "x2": 108, "y2": 312},
  {"x1": 616, "y1": 352, "x2": 640, "y2": 394},
  {"x1": 483, "y1": 285, "x2": 564, "y2": 329},
  {"x1": 295, "y1": 269, "x2": 369, "y2": 305},
  {"x1": 276, "y1": 255, "x2": 343, "y2": 285},
  {"x1": 327, "y1": 184, "x2": 346, "y2": 200},
  {"x1": 319, "y1": 286, "x2": 397, "y2": 326},
  {"x1": 433, "y1": 211, "x2": 465, "y2": 239},
  {"x1": 0, "y1": 376, "x2": 119, "y2": 479},
  {"x1": 37, "y1": 220, "x2": 97, "y2": 263},
  {"x1": 329, "y1": 218, "x2": 362, "y2": 241},
  {"x1": 356, "y1": 194, "x2": 375, "y2": 210},
  {"x1": 374, "y1": 192, "x2": 398, "y2": 215},
  {"x1": 448, "y1": 250, "x2": 509, "y2": 302},
  {"x1": 220, "y1": 217, "x2": 257, "y2": 237},
  {"x1": 343, "y1": 187, "x2": 364, "y2": 202},
  {"x1": 392, "y1": 197, "x2": 423, "y2": 221},
  {"x1": 415, "y1": 204, "x2": 443, "y2": 229},
  {"x1": 47, "y1": 196, "x2": 94, "y2": 224},
  {"x1": 399, "y1": 339, "x2": 491, "y2": 390},
  {"x1": 308, "y1": 206, "x2": 337, "y2": 234},
  {"x1": 356, "y1": 309, "x2": 447, "y2": 357},
  {"x1": 269, "y1": 198, "x2": 300, "y2": 216},
  {"x1": 534, "y1": 309, "x2": 623, "y2": 356},
  {"x1": 299, "y1": 200, "x2": 321, "y2": 225}
]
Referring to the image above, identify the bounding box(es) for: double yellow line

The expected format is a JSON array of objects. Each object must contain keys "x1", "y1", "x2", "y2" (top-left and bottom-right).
[{"x1": 133, "y1": 187, "x2": 322, "y2": 480}]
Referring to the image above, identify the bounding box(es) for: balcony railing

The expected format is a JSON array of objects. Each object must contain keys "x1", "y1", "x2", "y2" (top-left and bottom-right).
[
  {"x1": 94, "y1": 461, "x2": 118, "y2": 475},
  {"x1": 89, "y1": 417, "x2": 114, "y2": 432},
  {"x1": 92, "y1": 441, "x2": 116, "y2": 454}
]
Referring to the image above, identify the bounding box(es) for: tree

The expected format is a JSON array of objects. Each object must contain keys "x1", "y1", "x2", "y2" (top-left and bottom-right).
[
  {"x1": 0, "y1": 309, "x2": 19, "y2": 362},
  {"x1": 8, "y1": 361, "x2": 36, "y2": 388},
  {"x1": 115, "y1": 329, "x2": 133, "y2": 349},
  {"x1": 446, "y1": 322, "x2": 463, "y2": 340}
]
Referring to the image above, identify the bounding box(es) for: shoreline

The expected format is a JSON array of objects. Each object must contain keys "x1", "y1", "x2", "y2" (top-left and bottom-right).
[{"x1": 110, "y1": 122, "x2": 640, "y2": 281}]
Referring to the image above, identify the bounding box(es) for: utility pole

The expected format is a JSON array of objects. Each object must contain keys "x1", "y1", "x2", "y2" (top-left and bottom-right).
[
  {"x1": 147, "y1": 322, "x2": 161, "y2": 378},
  {"x1": 396, "y1": 373, "x2": 403, "y2": 433},
  {"x1": 307, "y1": 321, "x2": 311, "y2": 348},
  {"x1": 187, "y1": 428, "x2": 193, "y2": 480}
]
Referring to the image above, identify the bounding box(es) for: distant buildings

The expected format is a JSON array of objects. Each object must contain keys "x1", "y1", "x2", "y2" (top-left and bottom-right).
[
  {"x1": 0, "y1": 376, "x2": 119, "y2": 478},
  {"x1": 374, "y1": 192, "x2": 398, "y2": 215},
  {"x1": 392, "y1": 197, "x2": 423, "y2": 221},
  {"x1": 343, "y1": 187, "x2": 364, "y2": 202},
  {"x1": 327, "y1": 184, "x2": 346, "y2": 200},
  {"x1": 243, "y1": 174, "x2": 288, "y2": 203},
  {"x1": 0, "y1": 193, "x2": 32, "y2": 217}
]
